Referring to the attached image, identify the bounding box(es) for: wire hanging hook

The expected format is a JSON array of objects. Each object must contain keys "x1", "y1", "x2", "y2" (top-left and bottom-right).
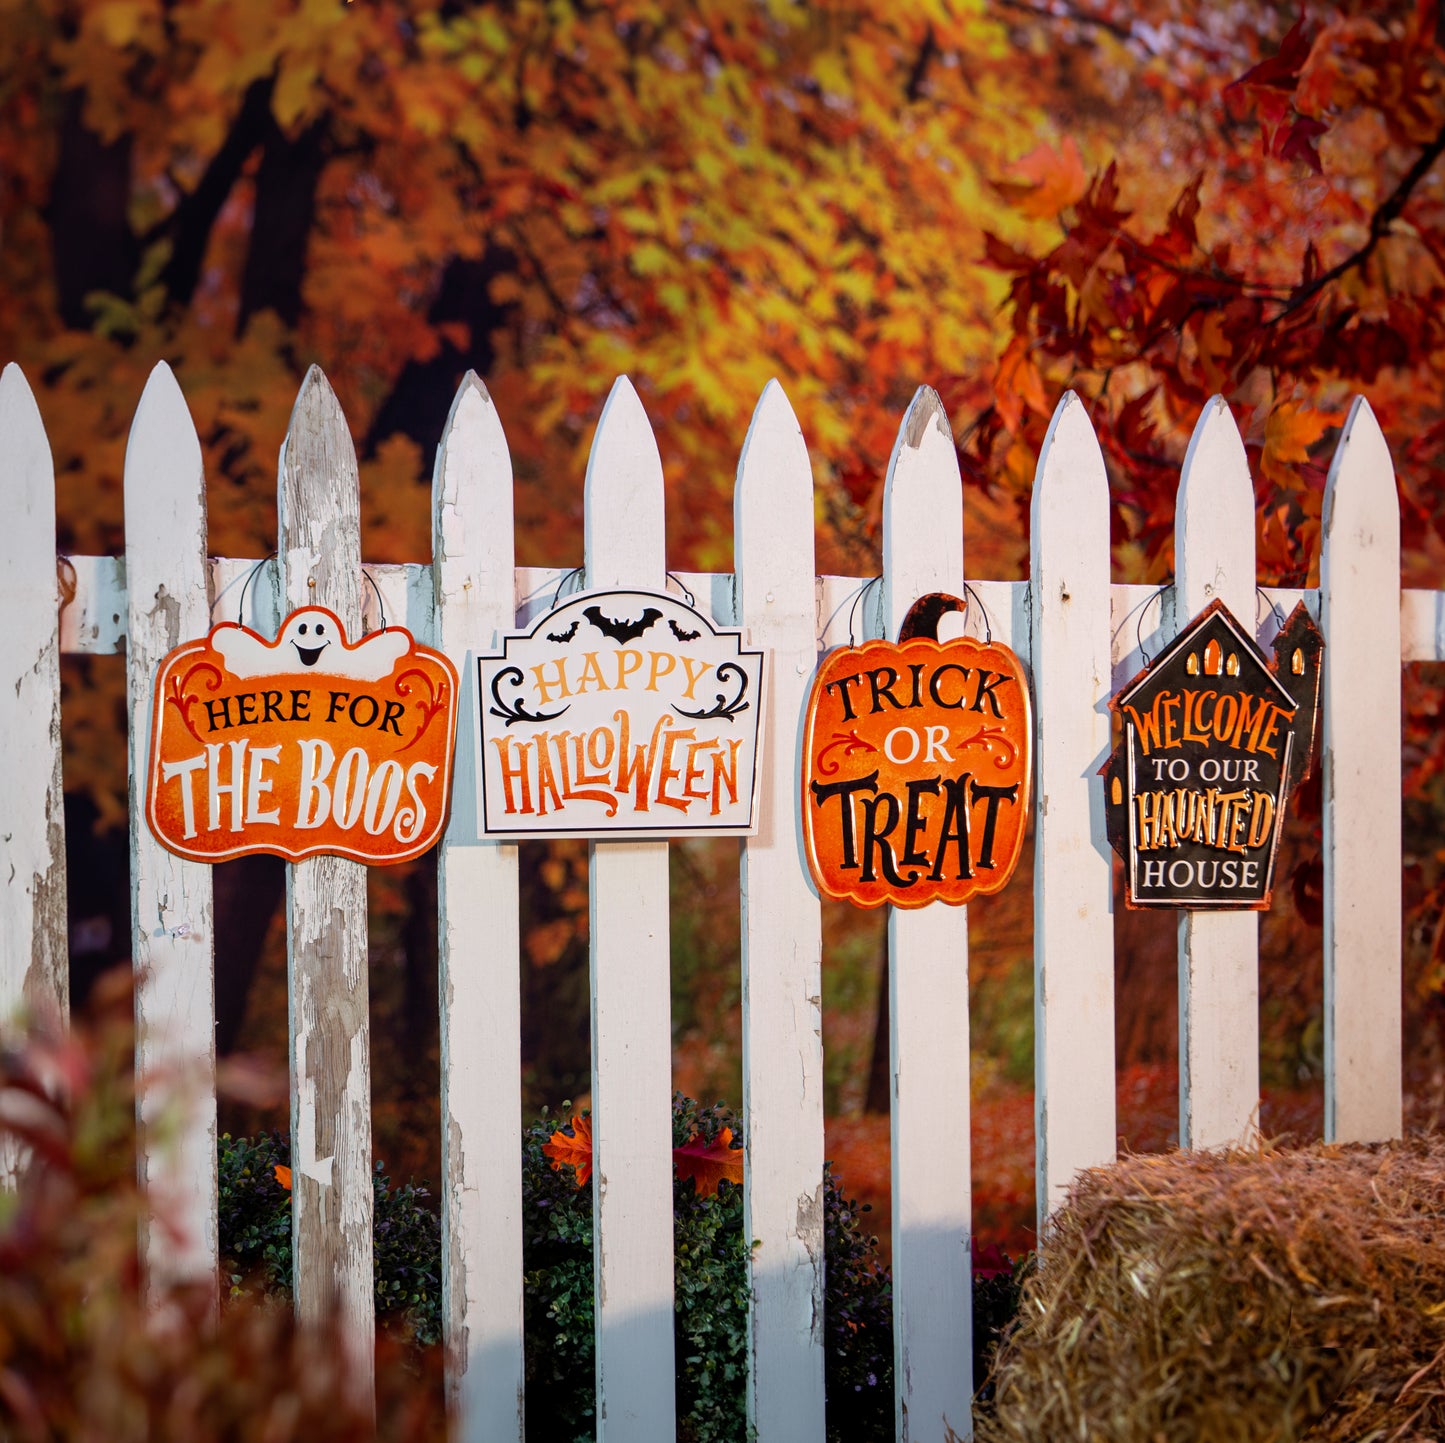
[
  {"x1": 665, "y1": 571, "x2": 696, "y2": 608},
  {"x1": 235, "y1": 552, "x2": 276, "y2": 631},
  {"x1": 1134, "y1": 585, "x2": 1169, "y2": 669},
  {"x1": 1255, "y1": 585, "x2": 1287, "y2": 635},
  {"x1": 847, "y1": 575, "x2": 883, "y2": 648},
  {"x1": 552, "y1": 566, "x2": 584, "y2": 611},
  {"x1": 362, "y1": 567, "x2": 387, "y2": 634},
  {"x1": 960, "y1": 582, "x2": 993, "y2": 644}
]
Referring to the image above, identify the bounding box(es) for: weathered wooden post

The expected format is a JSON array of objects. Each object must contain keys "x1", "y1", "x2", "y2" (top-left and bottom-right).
[
  {"x1": 0, "y1": 365, "x2": 68, "y2": 1033},
  {"x1": 123, "y1": 362, "x2": 218, "y2": 1293},
  {"x1": 277, "y1": 367, "x2": 374, "y2": 1391}
]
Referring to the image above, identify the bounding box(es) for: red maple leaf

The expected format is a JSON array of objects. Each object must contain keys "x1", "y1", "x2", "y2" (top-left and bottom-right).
[
  {"x1": 543, "y1": 1114, "x2": 595, "y2": 1188},
  {"x1": 673, "y1": 1127, "x2": 745, "y2": 1198}
]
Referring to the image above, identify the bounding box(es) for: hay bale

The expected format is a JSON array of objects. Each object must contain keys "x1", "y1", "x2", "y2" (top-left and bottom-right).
[{"x1": 976, "y1": 1136, "x2": 1445, "y2": 1443}]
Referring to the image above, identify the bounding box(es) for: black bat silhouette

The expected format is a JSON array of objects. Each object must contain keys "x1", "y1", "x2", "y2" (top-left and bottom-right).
[
  {"x1": 584, "y1": 605, "x2": 663, "y2": 643},
  {"x1": 546, "y1": 619, "x2": 580, "y2": 643},
  {"x1": 668, "y1": 618, "x2": 701, "y2": 642}
]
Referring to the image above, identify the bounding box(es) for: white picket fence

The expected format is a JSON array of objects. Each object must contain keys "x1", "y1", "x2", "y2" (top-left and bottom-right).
[{"x1": 0, "y1": 358, "x2": 1417, "y2": 1442}]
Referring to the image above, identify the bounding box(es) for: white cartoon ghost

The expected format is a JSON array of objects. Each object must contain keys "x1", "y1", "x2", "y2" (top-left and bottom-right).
[{"x1": 213, "y1": 608, "x2": 412, "y2": 681}]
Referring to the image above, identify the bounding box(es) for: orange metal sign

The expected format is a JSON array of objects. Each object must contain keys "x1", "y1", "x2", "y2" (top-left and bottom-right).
[
  {"x1": 145, "y1": 607, "x2": 458, "y2": 865},
  {"x1": 802, "y1": 595, "x2": 1032, "y2": 909}
]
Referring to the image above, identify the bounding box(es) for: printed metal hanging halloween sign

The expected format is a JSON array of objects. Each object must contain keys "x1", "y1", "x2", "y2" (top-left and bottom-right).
[
  {"x1": 802, "y1": 593, "x2": 1032, "y2": 909},
  {"x1": 1102, "y1": 597, "x2": 1323, "y2": 909},
  {"x1": 146, "y1": 607, "x2": 459, "y2": 865},
  {"x1": 475, "y1": 589, "x2": 764, "y2": 838}
]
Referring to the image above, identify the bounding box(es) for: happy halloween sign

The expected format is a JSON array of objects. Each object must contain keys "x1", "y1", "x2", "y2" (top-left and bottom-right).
[
  {"x1": 476, "y1": 589, "x2": 764, "y2": 838},
  {"x1": 1102, "y1": 598, "x2": 1323, "y2": 909},
  {"x1": 146, "y1": 608, "x2": 458, "y2": 865},
  {"x1": 802, "y1": 593, "x2": 1032, "y2": 909}
]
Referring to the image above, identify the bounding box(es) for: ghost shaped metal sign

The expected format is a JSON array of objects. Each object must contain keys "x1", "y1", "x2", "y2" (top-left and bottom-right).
[
  {"x1": 145, "y1": 607, "x2": 459, "y2": 864},
  {"x1": 1101, "y1": 597, "x2": 1323, "y2": 909}
]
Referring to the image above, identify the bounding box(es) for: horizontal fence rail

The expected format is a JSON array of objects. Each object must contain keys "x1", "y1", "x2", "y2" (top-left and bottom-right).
[{"x1": 1, "y1": 359, "x2": 1417, "y2": 1443}]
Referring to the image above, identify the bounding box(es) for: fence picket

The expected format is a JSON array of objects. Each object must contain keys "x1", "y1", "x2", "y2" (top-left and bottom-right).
[
  {"x1": 433, "y1": 374, "x2": 525, "y2": 1441},
  {"x1": 1029, "y1": 392, "x2": 1116, "y2": 1222},
  {"x1": 1321, "y1": 397, "x2": 1402, "y2": 1142},
  {"x1": 277, "y1": 367, "x2": 374, "y2": 1390},
  {"x1": 735, "y1": 380, "x2": 826, "y2": 1440},
  {"x1": 881, "y1": 386, "x2": 973, "y2": 1442},
  {"x1": 583, "y1": 377, "x2": 676, "y2": 1443},
  {"x1": 1174, "y1": 397, "x2": 1260, "y2": 1149},
  {"x1": 122, "y1": 362, "x2": 217, "y2": 1290},
  {"x1": 0, "y1": 365, "x2": 67, "y2": 1044}
]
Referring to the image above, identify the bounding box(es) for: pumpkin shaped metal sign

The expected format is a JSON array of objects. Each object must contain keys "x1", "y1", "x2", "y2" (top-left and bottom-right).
[{"x1": 802, "y1": 593, "x2": 1032, "y2": 909}]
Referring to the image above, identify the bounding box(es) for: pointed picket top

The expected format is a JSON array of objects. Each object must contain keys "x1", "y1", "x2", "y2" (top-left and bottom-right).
[
  {"x1": 1321, "y1": 394, "x2": 1401, "y2": 1144},
  {"x1": 735, "y1": 379, "x2": 815, "y2": 629},
  {"x1": 1033, "y1": 390, "x2": 1107, "y2": 527},
  {"x1": 1324, "y1": 395, "x2": 1398, "y2": 553},
  {"x1": 126, "y1": 362, "x2": 207, "y2": 561},
  {"x1": 0, "y1": 363, "x2": 52, "y2": 493},
  {"x1": 882, "y1": 385, "x2": 963, "y2": 639},
  {"x1": 584, "y1": 375, "x2": 666, "y2": 590},
  {"x1": 0, "y1": 362, "x2": 68, "y2": 1033},
  {"x1": 433, "y1": 369, "x2": 515, "y2": 646},
  {"x1": 1176, "y1": 396, "x2": 1254, "y2": 619},
  {"x1": 122, "y1": 360, "x2": 215, "y2": 1294},
  {"x1": 1029, "y1": 389, "x2": 1116, "y2": 1227},
  {"x1": 734, "y1": 378, "x2": 826, "y2": 1439},
  {"x1": 280, "y1": 365, "x2": 361, "y2": 622}
]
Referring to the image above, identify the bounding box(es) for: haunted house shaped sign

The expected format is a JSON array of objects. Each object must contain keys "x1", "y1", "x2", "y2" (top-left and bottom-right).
[{"x1": 1102, "y1": 598, "x2": 1322, "y2": 910}]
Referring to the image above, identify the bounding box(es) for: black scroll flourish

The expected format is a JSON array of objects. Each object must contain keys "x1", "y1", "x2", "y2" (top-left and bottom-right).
[
  {"x1": 673, "y1": 662, "x2": 750, "y2": 723},
  {"x1": 489, "y1": 665, "x2": 569, "y2": 727}
]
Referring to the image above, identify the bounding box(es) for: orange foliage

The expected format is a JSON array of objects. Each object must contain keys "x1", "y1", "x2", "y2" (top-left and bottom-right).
[
  {"x1": 544, "y1": 1111, "x2": 743, "y2": 1198},
  {"x1": 542, "y1": 1112, "x2": 595, "y2": 1189},
  {"x1": 671, "y1": 1126, "x2": 745, "y2": 1197}
]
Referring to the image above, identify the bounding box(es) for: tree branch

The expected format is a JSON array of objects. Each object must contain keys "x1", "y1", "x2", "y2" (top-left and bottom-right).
[{"x1": 1271, "y1": 117, "x2": 1445, "y2": 321}]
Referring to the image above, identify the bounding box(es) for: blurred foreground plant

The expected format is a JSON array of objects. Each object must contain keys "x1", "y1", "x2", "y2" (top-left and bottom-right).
[{"x1": 0, "y1": 967, "x2": 443, "y2": 1442}]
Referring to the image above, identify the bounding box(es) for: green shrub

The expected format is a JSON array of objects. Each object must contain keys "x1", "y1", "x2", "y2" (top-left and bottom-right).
[
  {"x1": 522, "y1": 1095, "x2": 895, "y2": 1443},
  {"x1": 220, "y1": 1096, "x2": 1026, "y2": 1442},
  {"x1": 218, "y1": 1130, "x2": 442, "y2": 1346}
]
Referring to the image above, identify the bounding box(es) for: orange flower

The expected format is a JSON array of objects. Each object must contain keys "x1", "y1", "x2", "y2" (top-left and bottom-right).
[{"x1": 273, "y1": 1163, "x2": 292, "y2": 1190}]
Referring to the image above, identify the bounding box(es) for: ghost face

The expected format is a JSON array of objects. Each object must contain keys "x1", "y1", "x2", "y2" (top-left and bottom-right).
[{"x1": 282, "y1": 612, "x2": 332, "y2": 668}]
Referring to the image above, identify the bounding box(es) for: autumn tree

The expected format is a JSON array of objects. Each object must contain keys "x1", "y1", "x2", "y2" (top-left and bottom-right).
[
  {"x1": 971, "y1": 0, "x2": 1445, "y2": 1110},
  {"x1": 3, "y1": 0, "x2": 1111, "y2": 1171}
]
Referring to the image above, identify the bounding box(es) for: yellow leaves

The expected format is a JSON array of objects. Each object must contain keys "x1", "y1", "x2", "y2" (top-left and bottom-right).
[
  {"x1": 90, "y1": 1, "x2": 155, "y2": 48},
  {"x1": 630, "y1": 242, "x2": 675, "y2": 279}
]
